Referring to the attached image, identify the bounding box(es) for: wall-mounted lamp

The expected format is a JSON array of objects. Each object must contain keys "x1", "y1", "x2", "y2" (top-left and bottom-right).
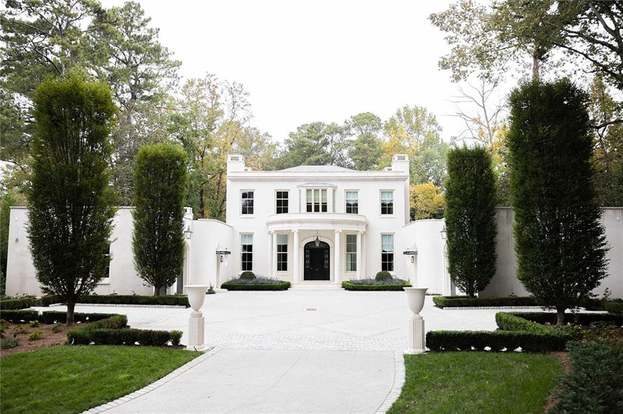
[
  {"x1": 403, "y1": 249, "x2": 418, "y2": 263},
  {"x1": 184, "y1": 224, "x2": 193, "y2": 240},
  {"x1": 216, "y1": 250, "x2": 231, "y2": 263}
]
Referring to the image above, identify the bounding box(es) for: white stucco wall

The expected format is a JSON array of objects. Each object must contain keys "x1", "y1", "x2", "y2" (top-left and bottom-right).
[
  {"x1": 480, "y1": 207, "x2": 623, "y2": 298},
  {"x1": 187, "y1": 219, "x2": 234, "y2": 287}
]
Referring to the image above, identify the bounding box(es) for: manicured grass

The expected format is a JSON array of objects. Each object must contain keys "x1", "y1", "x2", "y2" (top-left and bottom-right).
[
  {"x1": 0, "y1": 345, "x2": 200, "y2": 414},
  {"x1": 388, "y1": 352, "x2": 561, "y2": 414}
]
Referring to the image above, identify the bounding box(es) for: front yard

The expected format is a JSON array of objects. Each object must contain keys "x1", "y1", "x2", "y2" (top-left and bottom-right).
[
  {"x1": 0, "y1": 345, "x2": 200, "y2": 414},
  {"x1": 388, "y1": 352, "x2": 562, "y2": 414}
]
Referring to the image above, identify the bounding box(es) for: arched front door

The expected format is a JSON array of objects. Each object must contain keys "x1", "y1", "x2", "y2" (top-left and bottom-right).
[{"x1": 304, "y1": 241, "x2": 330, "y2": 280}]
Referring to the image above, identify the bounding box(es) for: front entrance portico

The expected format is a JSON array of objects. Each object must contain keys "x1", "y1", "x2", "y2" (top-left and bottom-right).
[{"x1": 267, "y1": 213, "x2": 367, "y2": 284}]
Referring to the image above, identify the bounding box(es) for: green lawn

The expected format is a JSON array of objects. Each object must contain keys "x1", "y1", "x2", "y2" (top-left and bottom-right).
[
  {"x1": 1, "y1": 346, "x2": 201, "y2": 414},
  {"x1": 388, "y1": 352, "x2": 562, "y2": 414}
]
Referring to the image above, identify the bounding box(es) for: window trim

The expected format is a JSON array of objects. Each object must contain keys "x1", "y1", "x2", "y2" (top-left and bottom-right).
[
  {"x1": 240, "y1": 233, "x2": 253, "y2": 271},
  {"x1": 306, "y1": 188, "x2": 328, "y2": 213},
  {"x1": 276, "y1": 233, "x2": 288, "y2": 272},
  {"x1": 275, "y1": 189, "x2": 289, "y2": 214},
  {"x1": 345, "y1": 190, "x2": 359, "y2": 214},
  {"x1": 380, "y1": 189, "x2": 395, "y2": 216},
  {"x1": 345, "y1": 233, "x2": 357, "y2": 272},
  {"x1": 381, "y1": 233, "x2": 395, "y2": 272},
  {"x1": 240, "y1": 189, "x2": 255, "y2": 217}
]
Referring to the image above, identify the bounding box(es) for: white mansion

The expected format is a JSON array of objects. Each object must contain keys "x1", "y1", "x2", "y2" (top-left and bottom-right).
[{"x1": 5, "y1": 154, "x2": 622, "y2": 298}]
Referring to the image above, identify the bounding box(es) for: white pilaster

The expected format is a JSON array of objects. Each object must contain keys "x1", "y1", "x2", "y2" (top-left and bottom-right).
[
  {"x1": 292, "y1": 229, "x2": 299, "y2": 283},
  {"x1": 356, "y1": 231, "x2": 362, "y2": 280},
  {"x1": 270, "y1": 231, "x2": 276, "y2": 278},
  {"x1": 328, "y1": 188, "x2": 334, "y2": 213},
  {"x1": 334, "y1": 230, "x2": 341, "y2": 283}
]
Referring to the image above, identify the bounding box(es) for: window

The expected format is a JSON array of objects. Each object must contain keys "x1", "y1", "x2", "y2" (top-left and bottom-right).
[
  {"x1": 381, "y1": 191, "x2": 394, "y2": 215},
  {"x1": 306, "y1": 189, "x2": 328, "y2": 213},
  {"x1": 276, "y1": 191, "x2": 288, "y2": 214},
  {"x1": 346, "y1": 234, "x2": 357, "y2": 272},
  {"x1": 345, "y1": 191, "x2": 358, "y2": 214},
  {"x1": 381, "y1": 234, "x2": 394, "y2": 271},
  {"x1": 241, "y1": 233, "x2": 253, "y2": 271},
  {"x1": 277, "y1": 234, "x2": 288, "y2": 271},
  {"x1": 241, "y1": 191, "x2": 254, "y2": 215}
]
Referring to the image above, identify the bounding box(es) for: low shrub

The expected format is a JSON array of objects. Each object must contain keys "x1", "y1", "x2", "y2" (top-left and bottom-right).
[
  {"x1": 68, "y1": 328, "x2": 179, "y2": 346},
  {"x1": 28, "y1": 331, "x2": 43, "y2": 341},
  {"x1": 509, "y1": 312, "x2": 623, "y2": 327},
  {"x1": 342, "y1": 278, "x2": 411, "y2": 291},
  {"x1": 36, "y1": 295, "x2": 63, "y2": 306},
  {"x1": 0, "y1": 336, "x2": 18, "y2": 349},
  {"x1": 426, "y1": 330, "x2": 569, "y2": 352},
  {"x1": 40, "y1": 311, "x2": 120, "y2": 324},
  {"x1": 0, "y1": 310, "x2": 39, "y2": 323},
  {"x1": 495, "y1": 312, "x2": 554, "y2": 334},
  {"x1": 171, "y1": 330, "x2": 182, "y2": 346},
  {"x1": 240, "y1": 271, "x2": 256, "y2": 280},
  {"x1": 432, "y1": 296, "x2": 540, "y2": 308},
  {"x1": 550, "y1": 341, "x2": 623, "y2": 414},
  {"x1": 222, "y1": 277, "x2": 290, "y2": 291},
  {"x1": 0, "y1": 296, "x2": 37, "y2": 310},
  {"x1": 375, "y1": 271, "x2": 393, "y2": 282},
  {"x1": 76, "y1": 295, "x2": 190, "y2": 307},
  {"x1": 606, "y1": 300, "x2": 623, "y2": 315}
]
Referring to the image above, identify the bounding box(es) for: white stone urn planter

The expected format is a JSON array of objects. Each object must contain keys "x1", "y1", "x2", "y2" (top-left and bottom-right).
[
  {"x1": 185, "y1": 285, "x2": 209, "y2": 350},
  {"x1": 404, "y1": 287, "x2": 427, "y2": 354}
]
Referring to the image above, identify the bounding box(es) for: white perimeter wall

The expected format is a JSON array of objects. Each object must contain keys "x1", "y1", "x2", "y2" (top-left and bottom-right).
[{"x1": 480, "y1": 207, "x2": 623, "y2": 298}]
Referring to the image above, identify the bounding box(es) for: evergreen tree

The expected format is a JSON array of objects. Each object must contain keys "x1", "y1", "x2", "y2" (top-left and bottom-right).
[
  {"x1": 445, "y1": 146, "x2": 497, "y2": 297},
  {"x1": 133, "y1": 143, "x2": 187, "y2": 295},
  {"x1": 28, "y1": 75, "x2": 115, "y2": 325},
  {"x1": 508, "y1": 80, "x2": 608, "y2": 324}
]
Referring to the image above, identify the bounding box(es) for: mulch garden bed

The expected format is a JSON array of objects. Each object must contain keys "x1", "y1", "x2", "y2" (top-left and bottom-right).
[{"x1": 0, "y1": 321, "x2": 71, "y2": 357}]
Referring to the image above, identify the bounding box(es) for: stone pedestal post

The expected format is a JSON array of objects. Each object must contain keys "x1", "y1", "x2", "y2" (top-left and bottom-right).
[
  {"x1": 404, "y1": 287, "x2": 427, "y2": 354},
  {"x1": 186, "y1": 285, "x2": 208, "y2": 351}
]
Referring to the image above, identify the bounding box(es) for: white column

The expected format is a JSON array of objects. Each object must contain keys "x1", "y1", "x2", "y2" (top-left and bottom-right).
[
  {"x1": 334, "y1": 230, "x2": 341, "y2": 283},
  {"x1": 328, "y1": 188, "x2": 334, "y2": 213},
  {"x1": 356, "y1": 231, "x2": 362, "y2": 280},
  {"x1": 292, "y1": 229, "x2": 299, "y2": 283},
  {"x1": 361, "y1": 231, "x2": 367, "y2": 279},
  {"x1": 270, "y1": 231, "x2": 276, "y2": 278}
]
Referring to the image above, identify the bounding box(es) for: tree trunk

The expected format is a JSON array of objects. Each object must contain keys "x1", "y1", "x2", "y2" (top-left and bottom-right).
[
  {"x1": 199, "y1": 186, "x2": 205, "y2": 218},
  {"x1": 66, "y1": 301, "x2": 76, "y2": 326},
  {"x1": 556, "y1": 308, "x2": 566, "y2": 326},
  {"x1": 154, "y1": 286, "x2": 162, "y2": 296},
  {"x1": 532, "y1": 49, "x2": 541, "y2": 82}
]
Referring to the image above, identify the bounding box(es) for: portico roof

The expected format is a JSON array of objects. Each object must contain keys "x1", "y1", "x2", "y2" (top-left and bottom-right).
[{"x1": 267, "y1": 213, "x2": 367, "y2": 232}]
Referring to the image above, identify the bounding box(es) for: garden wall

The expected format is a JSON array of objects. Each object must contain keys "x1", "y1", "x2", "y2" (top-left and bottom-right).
[{"x1": 480, "y1": 207, "x2": 623, "y2": 298}]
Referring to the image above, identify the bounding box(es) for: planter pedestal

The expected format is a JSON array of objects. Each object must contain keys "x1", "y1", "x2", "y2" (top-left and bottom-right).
[
  {"x1": 185, "y1": 285, "x2": 209, "y2": 351},
  {"x1": 404, "y1": 287, "x2": 427, "y2": 354}
]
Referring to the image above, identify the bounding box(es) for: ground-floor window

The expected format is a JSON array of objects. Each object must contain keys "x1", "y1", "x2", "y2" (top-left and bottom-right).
[
  {"x1": 277, "y1": 234, "x2": 288, "y2": 271},
  {"x1": 241, "y1": 233, "x2": 253, "y2": 271},
  {"x1": 381, "y1": 234, "x2": 394, "y2": 271},
  {"x1": 346, "y1": 234, "x2": 357, "y2": 272}
]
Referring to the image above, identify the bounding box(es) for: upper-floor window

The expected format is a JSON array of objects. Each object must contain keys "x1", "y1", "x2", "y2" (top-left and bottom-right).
[
  {"x1": 380, "y1": 190, "x2": 394, "y2": 215},
  {"x1": 381, "y1": 234, "x2": 394, "y2": 271},
  {"x1": 276, "y1": 191, "x2": 288, "y2": 214},
  {"x1": 277, "y1": 234, "x2": 288, "y2": 271},
  {"x1": 346, "y1": 234, "x2": 357, "y2": 272},
  {"x1": 306, "y1": 189, "x2": 327, "y2": 213},
  {"x1": 241, "y1": 191, "x2": 254, "y2": 215},
  {"x1": 345, "y1": 191, "x2": 358, "y2": 214},
  {"x1": 241, "y1": 233, "x2": 253, "y2": 271}
]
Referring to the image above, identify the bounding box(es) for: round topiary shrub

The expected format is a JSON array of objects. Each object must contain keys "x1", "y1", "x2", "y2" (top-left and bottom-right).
[
  {"x1": 240, "y1": 271, "x2": 256, "y2": 280},
  {"x1": 375, "y1": 271, "x2": 392, "y2": 282}
]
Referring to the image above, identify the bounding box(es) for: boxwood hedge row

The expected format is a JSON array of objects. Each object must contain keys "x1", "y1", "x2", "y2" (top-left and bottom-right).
[
  {"x1": 341, "y1": 279, "x2": 411, "y2": 291},
  {"x1": 426, "y1": 330, "x2": 569, "y2": 352},
  {"x1": 221, "y1": 277, "x2": 290, "y2": 291}
]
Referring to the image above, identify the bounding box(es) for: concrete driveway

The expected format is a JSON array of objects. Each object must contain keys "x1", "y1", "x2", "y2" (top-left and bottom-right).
[{"x1": 44, "y1": 289, "x2": 533, "y2": 414}]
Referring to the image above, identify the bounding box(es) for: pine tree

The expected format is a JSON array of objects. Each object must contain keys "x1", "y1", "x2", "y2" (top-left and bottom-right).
[
  {"x1": 445, "y1": 146, "x2": 497, "y2": 297},
  {"x1": 508, "y1": 79, "x2": 608, "y2": 324}
]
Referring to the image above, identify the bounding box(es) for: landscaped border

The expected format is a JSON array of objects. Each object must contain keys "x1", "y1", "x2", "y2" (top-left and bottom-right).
[{"x1": 342, "y1": 279, "x2": 411, "y2": 291}]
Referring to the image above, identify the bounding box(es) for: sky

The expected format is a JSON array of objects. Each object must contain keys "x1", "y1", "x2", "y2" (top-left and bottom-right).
[{"x1": 102, "y1": 0, "x2": 479, "y2": 142}]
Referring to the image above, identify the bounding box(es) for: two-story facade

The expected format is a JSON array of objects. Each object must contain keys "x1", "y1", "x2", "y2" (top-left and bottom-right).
[{"x1": 5, "y1": 154, "x2": 451, "y2": 296}]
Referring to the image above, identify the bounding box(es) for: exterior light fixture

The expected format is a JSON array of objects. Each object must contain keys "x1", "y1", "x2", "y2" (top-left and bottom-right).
[
  {"x1": 314, "y1": 235, "x2": 320, "y2": 247},
  {"x1": 184, "y1": 224, "x2": 193, "y2": 240},
  {"x1": 403, "y1": 249, "x2": 418, "y2": 263},
  {"x1": 216, "y1": 250, "x2": 231, "y2": 263}
]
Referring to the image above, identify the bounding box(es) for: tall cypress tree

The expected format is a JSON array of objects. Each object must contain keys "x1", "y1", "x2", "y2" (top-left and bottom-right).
[
  {"x1": 28, "y1": 75, "x2": 116, "y2": 325},
  {"x1": 133, "y1": 143, "x2": 187, "y2": 295},
  {"x1": 508, "y1": 79, "x2": 608, "y2": 324},
  {"x1": 445, "y1": 146, "x2": 497, "y2": 297}
]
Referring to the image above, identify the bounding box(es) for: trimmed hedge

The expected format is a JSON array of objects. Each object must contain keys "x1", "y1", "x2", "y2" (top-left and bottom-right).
[
  {"x1": 509, "y1": 312, "x2": 623, "y2": 327},
  {"x1": 426, "y1": 330, "x2": 569, "y2": 352},
  {"x1": 68, "y1": 328, "x2": 182, "y2": 346},
  {"x1": 0, "y1": 309, "x2": 39, "y2": 323},
  {"x1": 36, "y1": 295, "x2": 189, "y2": 307},
  {"x1": 605, "y1": 300, "x2": 623, "y2": 315},
  {"x1": 240, "y1": 271, "x2": 256, "y2": 280},
  {"x1": 375, "y1": 271, "x2": 393, "y2": 282},
  {"x1": 40, "y1": 311, "x2": 121, "y2": 324},
  {"x1": 432, "y1": 296, "x2": 540, "y2": 308},
  {"x1": 0, "y1": 296, "x2": 37, "y2": 310},
  {"x1": 221, "y1": 277, "x2": 290, "y2": 291},
  {"x1": 495, "y1": 312, "x2": 554, "y2": 334},
  {"x1": 342, "y1": 278, "x2": 411, "y2": 291}
]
